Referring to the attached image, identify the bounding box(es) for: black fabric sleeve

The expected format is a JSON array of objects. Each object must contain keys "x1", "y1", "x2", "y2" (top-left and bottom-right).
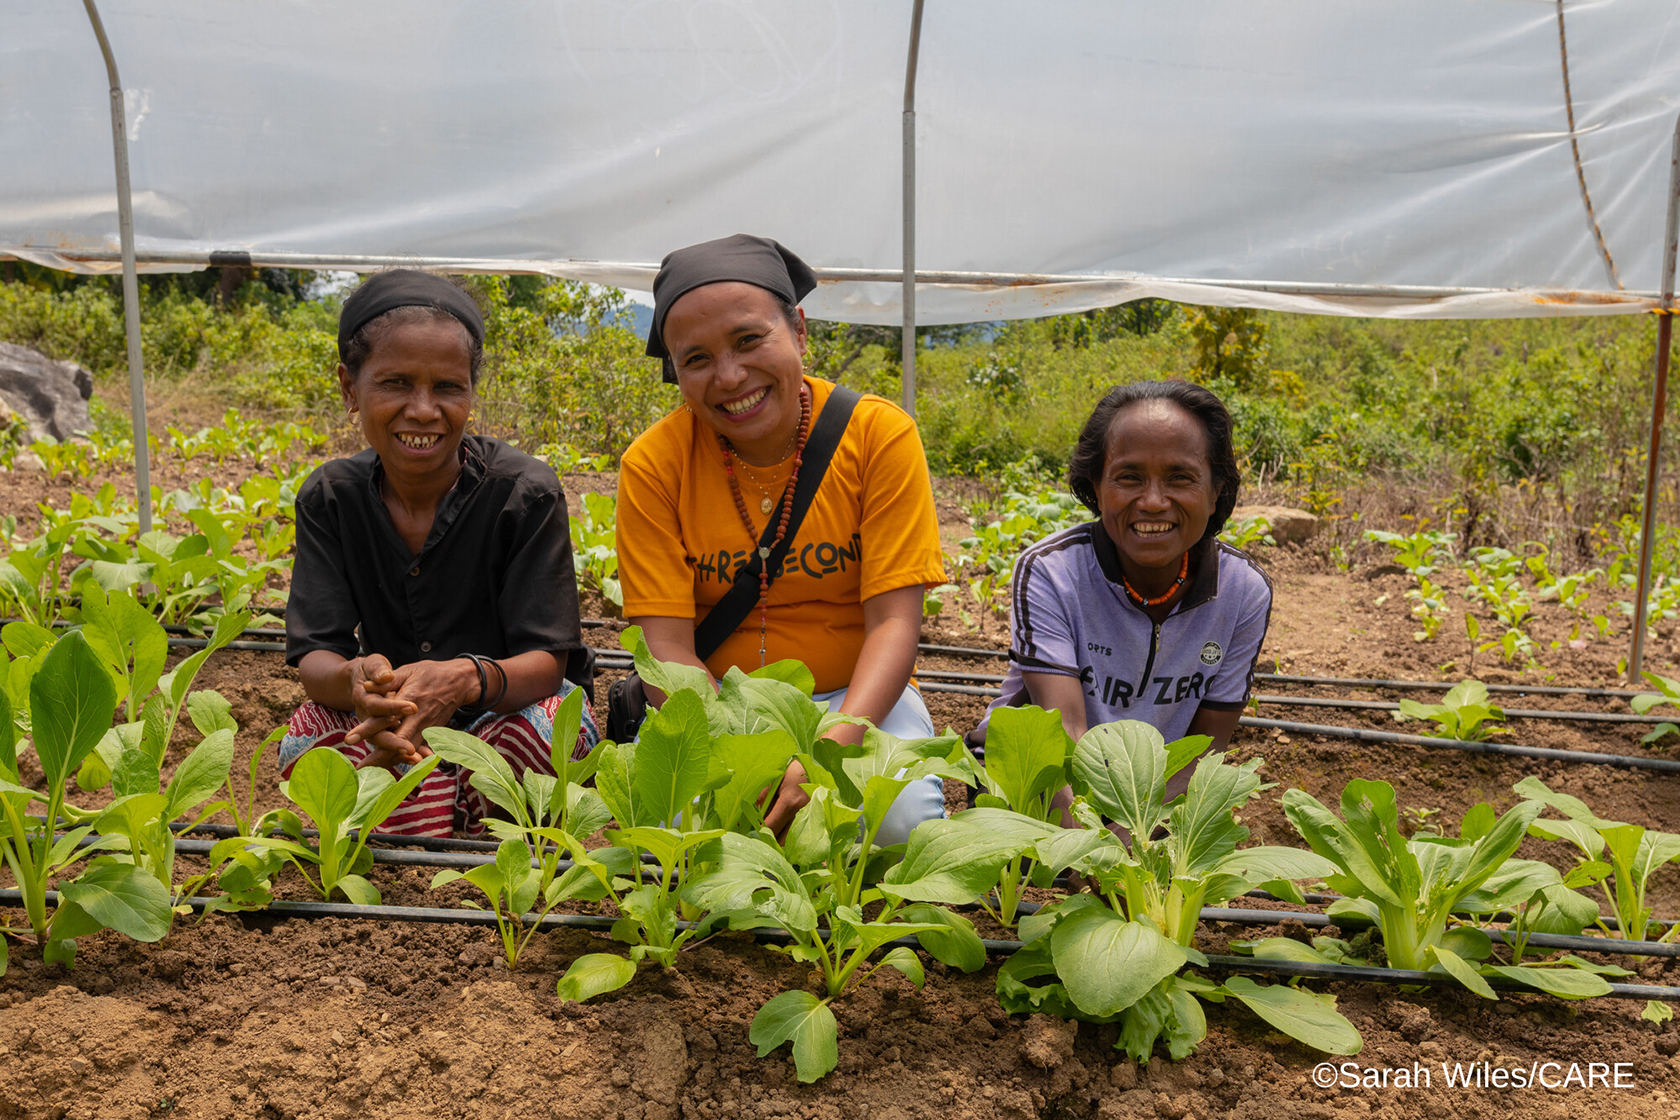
[
  {"x1": 495, "y1": 481, "x2": 588, "y2": 673},
  {"x1": 285, "y1": 474, "x2": 361, "y2": 667}
]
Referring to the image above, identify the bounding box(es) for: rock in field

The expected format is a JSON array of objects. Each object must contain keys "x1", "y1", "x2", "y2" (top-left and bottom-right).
[
  {"x1": 1229, "y1": 504, "x2": 1318, "y2": 545},
  {"x1": 0, "y1": 340, "x2": 94, "y2": 443}
]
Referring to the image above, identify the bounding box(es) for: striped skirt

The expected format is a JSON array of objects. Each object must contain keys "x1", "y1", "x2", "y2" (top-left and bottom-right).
[{"x1": 276, "y1": 681, "x2": 600, "y2": 838}]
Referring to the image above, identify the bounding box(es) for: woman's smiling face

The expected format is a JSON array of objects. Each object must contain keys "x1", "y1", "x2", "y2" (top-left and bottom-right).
[
  {"x1": 1097, "y1": 399, "x2": 1218, "y2": 573},
  {"x1": 337, "y1": 316, "x2": 474, "y2": 488},
  {"x1": 662, "y1": 281, "x2": 807, "y2": 461}
]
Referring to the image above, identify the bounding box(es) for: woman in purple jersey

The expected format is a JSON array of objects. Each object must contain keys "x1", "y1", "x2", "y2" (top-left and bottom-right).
[{"x1": 982, "y1": 379, "x2": 1272, "y2": 806}]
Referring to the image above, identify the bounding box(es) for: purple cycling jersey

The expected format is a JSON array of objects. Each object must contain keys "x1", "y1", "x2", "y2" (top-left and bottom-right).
[{"x1": 981, "y1": 523, "x2": 1273, "y2": 744}]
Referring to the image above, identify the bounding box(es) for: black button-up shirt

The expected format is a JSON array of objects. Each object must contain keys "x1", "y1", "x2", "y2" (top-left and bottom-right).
[{"x1": 285, "y1": 435, "x2": 591, "y2": 691}]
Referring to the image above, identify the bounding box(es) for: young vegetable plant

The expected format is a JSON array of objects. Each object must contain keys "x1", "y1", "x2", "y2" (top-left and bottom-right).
[
  {"x1": 423, "y1": 689, "x2": 631, "y2": 969},
  {"x1": 0, "y1": 632, "x2": 174, "y2": 971},
  {"x1": 1280, "y1": 782, "x2": 1616, "y2": 999},
  {"x1": 997, "y1": 721, "x2": 1361, "y2": 1062},
  {"x1": 1390, "y1": 679, "x2": 1505, "y2": 741},
  {"x1": 250, "y1": 748, "x2": 442, "y2": 904},
  {"x1": 958, "y1": 704, "x2": 1108, "y2": 928},
  {"x1": 1631, "y1": 672, "x2": 1680, "y2": 746},
  {"x1": 1514, "y1": 776, "x2": 1680, "y2": 943},
  {"x1": 683, "y1": 817, "x2": 1005, "y2": 1083}
]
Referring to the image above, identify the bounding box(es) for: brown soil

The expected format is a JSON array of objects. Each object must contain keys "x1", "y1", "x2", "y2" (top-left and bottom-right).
[{"x1": 8, "y1": 471, "x2": 1680, "y2": 1119}]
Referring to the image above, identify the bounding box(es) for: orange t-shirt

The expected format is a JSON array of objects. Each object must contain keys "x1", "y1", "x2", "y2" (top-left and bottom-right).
[{"x1": 616, "y1": 377, "x2": 947, "y2": 693}]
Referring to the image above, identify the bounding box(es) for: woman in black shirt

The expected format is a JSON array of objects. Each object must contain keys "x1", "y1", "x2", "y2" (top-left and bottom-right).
[{"x1": 280, "y1": 270, "x2": 596, "y2": 837}]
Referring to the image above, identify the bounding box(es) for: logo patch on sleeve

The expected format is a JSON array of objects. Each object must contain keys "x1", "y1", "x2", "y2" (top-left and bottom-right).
[{"x1": 1199, "y1": 641, "x2": 1223, "y2": 666}]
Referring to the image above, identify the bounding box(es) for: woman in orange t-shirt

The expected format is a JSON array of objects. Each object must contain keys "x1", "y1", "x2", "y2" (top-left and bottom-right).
[{"x1": 617, "y1": 234, "x2": 948, "y2": 843}]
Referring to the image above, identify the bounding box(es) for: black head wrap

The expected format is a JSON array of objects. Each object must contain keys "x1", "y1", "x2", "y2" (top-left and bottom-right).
[
  {"x1": 337, "y1": 270, "x2": 485, "y2": 363},
  {"x1": 646, "y1": 234, "x2": 817, "y2": 381}
]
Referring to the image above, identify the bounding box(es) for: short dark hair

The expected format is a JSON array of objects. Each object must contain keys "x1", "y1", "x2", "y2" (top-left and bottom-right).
[
  {"x1": 660, "y1": 291, "x2": 804, "y2": 382},
  {"x1": 341, "y1": 302, "x2": 484, "y2": 383},
  {"x1": 1067, "y1": 379, "x2": 1243, "y2": 542}
]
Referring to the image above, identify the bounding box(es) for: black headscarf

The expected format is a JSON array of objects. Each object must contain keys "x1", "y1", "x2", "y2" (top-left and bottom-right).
[
  {"x1": 646, "y1": 234, "x2": 817, "y2": 382},
  {"x1": 337, "y1": 270, "x2": 485, "y2": 361}
]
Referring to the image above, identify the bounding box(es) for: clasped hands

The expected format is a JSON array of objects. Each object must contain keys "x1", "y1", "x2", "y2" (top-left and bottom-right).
[{"x1": 343, "y1": 654, "x2": 481, "y2": 771}]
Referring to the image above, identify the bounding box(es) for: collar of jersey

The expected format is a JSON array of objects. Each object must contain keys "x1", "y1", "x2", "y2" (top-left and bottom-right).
[{"x1": 1090, "y1": 524, "x2": 1221, "y2": 614}]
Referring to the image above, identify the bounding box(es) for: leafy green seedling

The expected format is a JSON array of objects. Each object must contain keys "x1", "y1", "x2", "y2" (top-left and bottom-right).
[
  {"x1": 1631, "y1": 672, "x2": 1680, "y2": 746},
  {"x1": 1515, "y1": 776, "x2": 1680, "y2": 942},
  {"x1": 958, "y1": 704, "x2": 1107, "y2": 928},
  {"x1": 425, "y1": 690, "x2": 630, "y2": 968},
  {"x1": 0, "y1": 632, "x2": 174, "y2": 970},
  {"x1": 251, "y1": 748, "x2": 441, "y2": 904},
  {"x1": 1391, "y1": 679, "x2": 1505, "y2": 741},
  {"x1": 997, "y1": 720, "x2": 1359, "y2": 1063},
  {"x1": 1281, "y1": 782, "x2": 1612, "y2": 999}
]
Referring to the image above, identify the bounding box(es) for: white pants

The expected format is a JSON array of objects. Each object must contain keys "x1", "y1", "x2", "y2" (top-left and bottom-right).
[{"x1": 813, "y1": 683, "x2": 947, "y2": 848}]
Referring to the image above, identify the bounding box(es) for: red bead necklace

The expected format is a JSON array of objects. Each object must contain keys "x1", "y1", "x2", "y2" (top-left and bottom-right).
[
  {"x1": 1123, "y1": 552, "x2": 1189, "y2": 608},
  {"x1": 718, "y1": 384, "x2": 812, "y2": 665}
]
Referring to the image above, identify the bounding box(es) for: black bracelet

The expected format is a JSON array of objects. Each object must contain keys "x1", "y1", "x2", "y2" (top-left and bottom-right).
[
  {"x1": 483, "y1": 658, "x2": 509, "y2": 710},
  {"x1": 454, "y1": 653, "x2": 491, "y2": 716}
]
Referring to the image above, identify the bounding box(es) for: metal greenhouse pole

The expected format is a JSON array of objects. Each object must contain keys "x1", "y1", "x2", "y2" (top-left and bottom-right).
[
  {"x1": 900, "y1": 0, "x2": 925, "y2": 419},
  {"x1": 1627, "y1": 110, "x2": 1680, "y2": 683},
  {"x1": 81, "y1": 0, "x2": 153, "y2": 533}
]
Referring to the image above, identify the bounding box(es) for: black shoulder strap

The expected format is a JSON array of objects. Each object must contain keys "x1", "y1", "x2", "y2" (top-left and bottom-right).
[{"x1": 692, "y1": 386, "x2": 862, "y2": 662}]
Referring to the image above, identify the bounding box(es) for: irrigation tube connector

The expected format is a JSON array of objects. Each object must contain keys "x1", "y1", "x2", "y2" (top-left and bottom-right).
[
  {"x1": 7, "y1": 890, "x2": 1675, "y2": 1004},
  {"x1": 1239, "y1": 715, "x2": 1680, "y2": 774}
]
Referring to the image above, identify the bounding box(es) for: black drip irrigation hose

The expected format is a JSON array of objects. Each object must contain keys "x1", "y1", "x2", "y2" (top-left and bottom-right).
[
  {"x1": 1200, "y1": 907, "x2": 1680, "y2": 960},
  {"x1": 5, "y1": 889, "x2": 1673, "y2": 1002},
  {"x1": 1258, "y1": 673, "x2": 1644, "y2": 701},
  {"x1": 1251, "y1": 694, "x2": 1663, "y2": 725},
  {"x1": 1239, "y1": 716, "x2": 1680, "y2": 774}
]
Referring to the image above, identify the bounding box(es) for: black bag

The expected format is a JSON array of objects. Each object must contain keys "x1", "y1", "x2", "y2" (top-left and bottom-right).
[{"x1": 604, "y1": 386, "x2": 861, "y2": 742}]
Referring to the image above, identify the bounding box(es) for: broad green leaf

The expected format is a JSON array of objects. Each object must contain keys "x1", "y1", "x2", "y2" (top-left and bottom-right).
[
  {"x1": 748, "y1": 659, "x2": 816, "y2": 697},
  {"x1": 1437, "y1": 925, "x2": 1493, "y2": 962},
  {"x1": 858, "y1": 774, "x2": 911, "y2": 837},
  {"x1": 681, "y1": 832, "x2": 815, "y2": 932},
  {"x1": 1514, "y1": 776, "x2": 1619, "y2": 828},
  {"x1": 1643, "y1": 1000, "x2": 1675, "y2": 1024},
  {"x1": 624, "y1": 625, "x2": 713, "y2": 701},
  {"x1": 749, "y1": 990, "x2": 838, "y2": 1083},
  {"x1": 1250, "y1": 937, "x2": 1340, "y2": 964},
  {"x1": 611, "y1": 825, "x2": 724, "y2": 873},
  {"x1": 982, "y1": 705, "x2": 1073, "y2": 814},
  {"x1": 1527, "y1": 817, "x2": 1607, "y2": 859},
  {"x1": 1170, "y1": 754, "x2": 1263, "y2": 876},
  {"x1": 877, "y1": 946, "x2": 925, "y2": 988},
  {"x1": 185, "y1": 690, "x2": 238, "y2": 737},
  {"x1": 1486, "y1": 964, "x2": 1612, "y2": 999},
  {"x1": 287, "y1": 747, "x2": 361, "y2": 834},
  {"x1": 1034, "y1": 827, "x2": 1116, "y2": 876},
  {"x1": 1220, "y1": 977, "x2": 1363, "y2": 1055},
  {"x1": 708, "y1": 730, "x2": 797, "y2": 833},
  {"x1": 497, "y1": 838, "x2": 534, "y2": 903},
  {"x1": 109, "y1": 734, "x2": 162, "y2": 798},
  {"x1": 29, "y1": 631, "x2": 119, "y2": 789},
  {"x1": 0, "y1": 682, "x2": 14, "y2": 781},
  {"x1": 1161, "y1": 734, "x2": 1213, "y2": 782},
  {"x1": 633, "y1": 689, "x2": 715, "y2": 828},
  {"x1": 2, "y1": 620, "x2": 55, "y2": 659},
  {"x1": 879, "y1": 817, "x2": 1032, "y2": 905},
  {"x1": 1072, "y1": 720, "x2": 1167, "y2": 840},
  {"x1": 333, "y1": 873, "x2": 381, "y2": 906},
  {"x1": 1209, "y1": 845, "x2": 1336, "y2": 885},
  {"x1": 1428, "y1": 945, "x2": 1497, "y2": 998},
  {"x1": 164, "y1": 728, "x2": 235, "y2": 818},
  {"x1": 57, "y1": 861, "x2": 173, "y2": 942},
  {"x1": 548, "y1": 686, "x2": 586, "y2": 778},
  {"x1": 1459, "y1": 802, "x2": 1496, "y2": 843},
  {"x1": 714, "y1": 669, "x2": 823, "y2": 746},
  {"x1": 949, "y1": 806, "x2": 1054, "y2": 847},
  {"x1": 899, "y1": 903, "x2": 987, "y2": 972},
  {"x1": 557, "y1": 953, "x2": 637, "y2": 1002},
  {"x1": 424, "y1": 727, "x2": 527, "y2": 824},
  {"x1": 1162, "y1": 978, "x2": 1210, "y2": 1060},
  {"x1": 1049, "y1": 905, "x2": 1188, "y2": 1017},
  {"x1": 351, "y1": 754, "x2": 442, "y2": 835},
  {"x1": 595, "y1": 742, "x2": 637, "y2": 829}
]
